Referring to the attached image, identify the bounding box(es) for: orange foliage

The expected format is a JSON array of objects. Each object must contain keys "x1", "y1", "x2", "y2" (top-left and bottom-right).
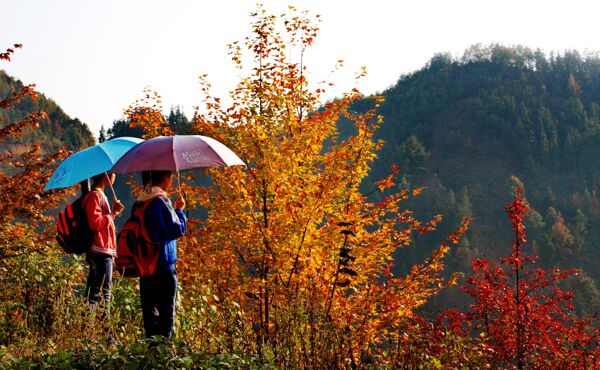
[
  {"x1": 0, "y1": 44, "x2": 71, "y2": 258},
  {"x1": 125, "y1": 88, "x2": 174, "y2": 139},
  {"x1": 0, "y1": 46, "x2": 83, "y2": 348}
]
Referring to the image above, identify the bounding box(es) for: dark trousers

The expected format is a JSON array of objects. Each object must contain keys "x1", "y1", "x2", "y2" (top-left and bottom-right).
[
  {"x1": 140, "y1": 270, "x2": 178, "y2": 339},
  {"x1": 85, "y1": 253, "x2": 113, "y2": 306}
]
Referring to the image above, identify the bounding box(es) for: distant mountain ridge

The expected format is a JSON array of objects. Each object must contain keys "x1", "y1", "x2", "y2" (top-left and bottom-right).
[
  {"x1": 353, "y1": 45, "x2": 600, "y2": 315},
  {"x1": 0, "y1": 70, "x2": 95, "y2": 152}
]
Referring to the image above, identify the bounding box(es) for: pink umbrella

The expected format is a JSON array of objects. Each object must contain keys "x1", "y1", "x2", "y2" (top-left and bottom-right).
[
  {"x1": 112, "y1": 135, "x2": 245, "y2": 195},
  {"x1": 112, "y1": 135, "x2": 245, "y2": 173}
]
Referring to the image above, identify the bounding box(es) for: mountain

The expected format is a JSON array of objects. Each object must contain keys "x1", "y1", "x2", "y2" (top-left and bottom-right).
[
  {"x1": 353, "y1": 45, "x2": 600, "y2": 315},
  {"x1": 0, "y1": 70, "x2": 95, "y2": 152}
]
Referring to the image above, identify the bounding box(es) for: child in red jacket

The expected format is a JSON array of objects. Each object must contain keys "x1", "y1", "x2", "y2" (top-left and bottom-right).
[{"x1": 82, "y1": 172, "x2": 124, "y2": 306}]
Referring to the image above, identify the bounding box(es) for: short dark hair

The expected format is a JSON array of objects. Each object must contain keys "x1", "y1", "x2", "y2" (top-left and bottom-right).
[
  {"x1": 143, "y1": 170, "x2": 172, "y2": 186},
  {"x1": 141, "y1": 171, "x2": 151, "y2": 187},
  {"x1": 90, "y1": 173, "x2": 106, "y2": 188},
  {"x1": 80, "y1": 179, "x2": 91, "y2": 195}
]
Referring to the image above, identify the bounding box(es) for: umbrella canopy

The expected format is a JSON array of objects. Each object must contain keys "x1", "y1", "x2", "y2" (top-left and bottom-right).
[
  {"x1": 112, "y1": 135, "x2": 245, "y2": 174},
  {"x1": 44, "y1": 137, "x2": 144, "y2": 191}
]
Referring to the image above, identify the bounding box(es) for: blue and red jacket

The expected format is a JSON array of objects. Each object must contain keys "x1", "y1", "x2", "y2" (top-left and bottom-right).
[{"x1": 135, "y1": 188, "x2": 186, "y2": 273}]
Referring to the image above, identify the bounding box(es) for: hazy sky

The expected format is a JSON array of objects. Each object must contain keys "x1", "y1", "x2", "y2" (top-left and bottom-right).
[{"x1": 2, "y1": 0, "x2": 600, "y2": 138}]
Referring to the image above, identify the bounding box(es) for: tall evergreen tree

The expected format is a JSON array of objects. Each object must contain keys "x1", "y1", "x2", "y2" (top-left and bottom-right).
[{"x1": 98, "y1": 125, "x2": 106, "y2": 143}]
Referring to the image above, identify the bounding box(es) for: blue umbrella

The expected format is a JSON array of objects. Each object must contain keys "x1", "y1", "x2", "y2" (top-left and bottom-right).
[{"x1": 44, "y1": 137, "x2": 144, "y2": 192}]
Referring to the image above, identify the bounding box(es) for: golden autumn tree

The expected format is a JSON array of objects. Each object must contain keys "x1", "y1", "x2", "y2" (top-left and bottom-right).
[{"x1": 165, "y1": 7, "x2": 469, "y2": 367}]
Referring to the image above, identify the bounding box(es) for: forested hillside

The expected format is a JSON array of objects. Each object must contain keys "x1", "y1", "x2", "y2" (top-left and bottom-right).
[
  {"x1": 0, "y1": 70, "x2": 94, "y2": 151},
  {"x1": 358, "y1": 45, "x2": 600, "y2": 314}
]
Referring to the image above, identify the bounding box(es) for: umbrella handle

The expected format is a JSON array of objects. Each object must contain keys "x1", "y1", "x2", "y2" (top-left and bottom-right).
[
  {"x1": 176, "y1": 170, "x2": 189, "y2": 219},
  {"x1": 105, "y1": 172, "x2": 118, "y2": 203}
]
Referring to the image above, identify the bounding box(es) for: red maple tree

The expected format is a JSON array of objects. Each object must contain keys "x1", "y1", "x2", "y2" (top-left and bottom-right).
[{"x1": 461, "y1": 188, "x2": 600, "y2": 369}]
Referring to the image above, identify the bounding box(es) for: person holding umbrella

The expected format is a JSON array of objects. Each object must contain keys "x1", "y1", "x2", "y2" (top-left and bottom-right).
[
  {"x1": 45, "y1": 137, "x2": 141, "y2": 305},
  {"x1": 112, "y1": 135, "x2": 244, "y2": 339},
  {"x1": 135, "y1": 170, "x2": 186, "y2": 339},
  {"x1": 45, "y1": 136, "x2": 142, "y2": 344},
  {"x1": 82, "y1": 172, "x2": 124, "y2": 306}
]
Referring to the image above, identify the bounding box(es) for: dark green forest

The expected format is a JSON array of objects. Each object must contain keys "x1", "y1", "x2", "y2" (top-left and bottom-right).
[
  {"x1": 0, "y1": 70, "x2": 94, "y2": 151},
  {"x1": 354, "y1": 44, "x2": 600, "y2": 315}
]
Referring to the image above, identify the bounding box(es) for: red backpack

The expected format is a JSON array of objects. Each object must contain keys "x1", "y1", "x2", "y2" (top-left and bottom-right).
[
  {"x1": 115, "y1": 198, "x2": 161, "y2": 278},
  {"x1": 56, "y1": 194, "x2": 93, "y2": 255}
]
